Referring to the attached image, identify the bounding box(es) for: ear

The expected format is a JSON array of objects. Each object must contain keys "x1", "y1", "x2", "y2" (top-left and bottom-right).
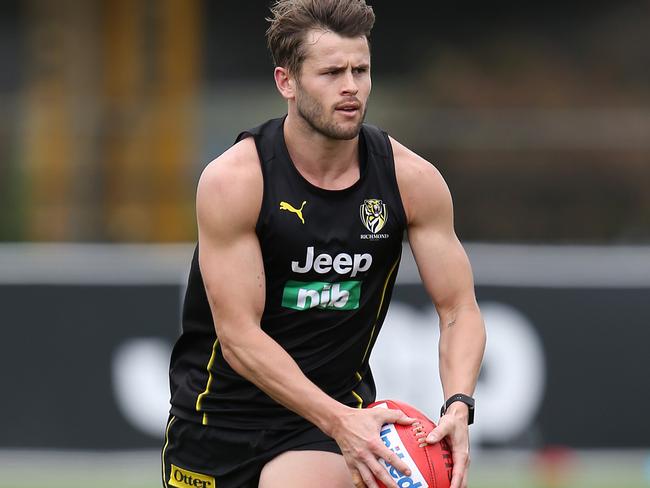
[{"x1": 274, "y1": 66, "x2": 296, "y2": 100}]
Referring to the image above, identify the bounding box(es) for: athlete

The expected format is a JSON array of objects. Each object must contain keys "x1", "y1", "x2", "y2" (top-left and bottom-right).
[{"x1": 163, "y1": 1, "x2": 486, "y2": 488}]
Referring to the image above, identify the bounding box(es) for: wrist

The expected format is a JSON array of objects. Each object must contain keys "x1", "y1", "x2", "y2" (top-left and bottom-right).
[
  {"x1": 445, "y1": 401, "x2": 469, "y2": 421},
  {"x1": 317, "y1": 401, "x2": 354, "y2": 438},
  {"x1": 440, "y1": 393, "x2": 475, "y2": 425}
]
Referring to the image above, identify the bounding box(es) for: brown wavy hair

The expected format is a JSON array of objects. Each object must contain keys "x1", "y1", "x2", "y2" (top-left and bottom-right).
[{"x1": 266, "y1": 0, "x2": 375, "y2": 76}]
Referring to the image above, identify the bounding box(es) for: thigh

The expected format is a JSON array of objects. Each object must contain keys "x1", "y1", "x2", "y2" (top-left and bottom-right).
[{"x1": 259, "y1": 450, "x2": 355, "y2": 488}]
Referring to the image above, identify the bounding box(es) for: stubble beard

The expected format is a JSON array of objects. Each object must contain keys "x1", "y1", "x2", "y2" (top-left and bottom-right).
[{"x1": 295, "y1": 85, "x2": 367, "y2": 141}]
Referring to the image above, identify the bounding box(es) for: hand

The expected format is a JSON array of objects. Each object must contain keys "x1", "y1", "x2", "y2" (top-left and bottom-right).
[
  {"x1": 425, "y1": 403, "x2": 470, "y2": 488},
  {"x1": 330, "y1": 406, "x2": 416, "y2": 488}
]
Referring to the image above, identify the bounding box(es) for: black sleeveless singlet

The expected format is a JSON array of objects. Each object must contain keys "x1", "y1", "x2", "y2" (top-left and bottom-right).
[{"x1": 169, "y1": 117, "x2": 407, "y2": 430}]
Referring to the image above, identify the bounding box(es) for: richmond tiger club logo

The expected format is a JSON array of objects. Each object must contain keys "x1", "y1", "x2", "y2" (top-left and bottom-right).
[{"x1": 360, "y1": 198, "x2": 389, "y2": 240}]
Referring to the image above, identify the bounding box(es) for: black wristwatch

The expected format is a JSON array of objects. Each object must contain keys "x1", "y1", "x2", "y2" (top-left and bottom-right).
[{"x1": 440, "y1": 393, "x2": 475, "y2": 425}]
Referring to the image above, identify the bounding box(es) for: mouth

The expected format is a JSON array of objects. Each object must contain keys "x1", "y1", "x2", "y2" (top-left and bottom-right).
[{"x1": 335, "y1": 102, "x2": 362, "y2": 116}]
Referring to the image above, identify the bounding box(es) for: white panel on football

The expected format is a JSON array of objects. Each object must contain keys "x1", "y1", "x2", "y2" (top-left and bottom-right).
[
  {"x1": 111, "y1": 338, "x2": 172, "y2": 438},
  {"x1": 370, "y1": 402, "x2": 430, "y2": 487},
  {"x1": 378, "y1": 421, "x2": 429, "y2": 488}
]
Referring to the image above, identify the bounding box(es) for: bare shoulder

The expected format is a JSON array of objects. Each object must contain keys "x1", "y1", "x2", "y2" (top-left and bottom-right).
[
  {"x1": 389, "y1": 136, "x2": 452, "y2": 226},
  {"x1": 197, "y1": 136, "x2": 263, "y2": 234},
  {"x1": 198, "y1": 137, "x2": 261, "y2": 195}
]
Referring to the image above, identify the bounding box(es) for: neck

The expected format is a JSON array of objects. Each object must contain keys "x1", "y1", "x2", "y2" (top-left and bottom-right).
[{"x1": 283, "y1": 111, "x2": 360, "y2": 190}]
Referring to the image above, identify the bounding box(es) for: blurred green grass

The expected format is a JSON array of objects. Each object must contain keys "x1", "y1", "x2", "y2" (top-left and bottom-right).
[{"x1": 1, "y1": 449, "x2": 648, "y2": 488}]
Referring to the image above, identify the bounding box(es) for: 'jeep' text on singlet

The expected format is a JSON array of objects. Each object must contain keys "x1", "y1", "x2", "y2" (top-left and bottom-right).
[{"x1": 169, "y1": 117, "x2": 407, "y2": 429}]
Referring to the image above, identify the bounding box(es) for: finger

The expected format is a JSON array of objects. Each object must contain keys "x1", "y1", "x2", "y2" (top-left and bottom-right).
[
  {"x1": 461, "y1": 469, "x2": 469, "y2": 488},
  {"x1": 357, "y1": 462, "x2": 381, "y2": 488},
  {"x1": 461, "y1": 455, "x2": 471, "y2": 488},
  {"x1": 449, "y1": 451, "x2": 469, "y2": 488},
  {"x1": 450, "y1": 469, "x2": 468, "y2": 488},
  {"x1": 365, "y1": 456, "x2": 398, "y2": 488},
  {"x1": 378, "y1": 409, "x2": 416, "y2": 426},
  {"x1": 376, "y1": 444, "x2": 412, "y2": 478},
  {"x1": 449, "y1": 471, "x2": 461, "y2": 488},
  {"x1": 350, "y1": 468, "x2": 364, "y2": 488},
  {"x1": 393, "y1": 414, "x2": 418, "y2": 426}
]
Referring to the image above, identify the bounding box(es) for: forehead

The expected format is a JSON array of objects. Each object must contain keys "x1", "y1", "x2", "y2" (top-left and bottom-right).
[{"x1": 301, "y1": 29, "x2": 370, "y2": 67}]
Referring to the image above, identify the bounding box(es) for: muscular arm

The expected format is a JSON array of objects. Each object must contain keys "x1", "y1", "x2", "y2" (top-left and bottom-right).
[
  {"x1": 196, "y1": 138, "x2": 412, "y2": 488},
  {"x1": 393, "y1": 138, "x2": 486, "y2": 488},
  {"x1": 197, "y1": 138, "x2": 344, "y2": 430}
]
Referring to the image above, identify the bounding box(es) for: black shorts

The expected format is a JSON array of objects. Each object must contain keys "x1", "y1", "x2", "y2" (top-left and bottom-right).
[{"x1": 161, "y1": 415, "x2": 342, "y2": 488}]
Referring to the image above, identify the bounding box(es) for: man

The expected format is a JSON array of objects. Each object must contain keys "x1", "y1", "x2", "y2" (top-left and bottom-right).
[{"x1": 163, "y1": 1, "x2": 486, "y2": 488}]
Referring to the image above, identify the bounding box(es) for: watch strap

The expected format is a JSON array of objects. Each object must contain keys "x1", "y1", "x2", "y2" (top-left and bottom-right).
[{"x1": 440, "y1": 393, "x2": 475, "y2": 425}]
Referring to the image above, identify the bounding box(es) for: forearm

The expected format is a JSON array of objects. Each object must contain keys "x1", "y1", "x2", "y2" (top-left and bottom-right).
[
  {"x1": 438, "y1": 304, "x2": 486, "y2": 401},
  {"x1": 219, "y1": 323, "x2": 349, "y2": 435}
]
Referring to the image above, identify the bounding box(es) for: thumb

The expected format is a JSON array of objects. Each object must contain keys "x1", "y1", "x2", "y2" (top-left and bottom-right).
[{"x1": 426, "y1": 422, "x2": 450, "y2": 444}]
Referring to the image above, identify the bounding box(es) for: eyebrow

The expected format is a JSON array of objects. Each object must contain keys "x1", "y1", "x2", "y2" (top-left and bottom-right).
[{"x1": 320, "y1": 63, "x2": 370, "y2": 71}]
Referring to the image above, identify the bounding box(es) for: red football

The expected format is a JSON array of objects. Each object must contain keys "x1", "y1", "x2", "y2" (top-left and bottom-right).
[{"x1": 367, "y1": 399, "x2": 453, "y2": 488}]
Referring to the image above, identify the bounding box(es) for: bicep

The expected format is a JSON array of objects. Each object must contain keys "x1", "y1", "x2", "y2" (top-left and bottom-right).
[
  {"x1": 408, "y1": 224, "x2": 476, "y2": 317},
  {"x1": 396, "y1": 146, "x2": 477, "y2": 316},
  {"x1": 195, "y1": 145, "x2": 265, "y2": 340},
  {"x1": 198, "y1": 226, "x2": 266, "y2": 337}
]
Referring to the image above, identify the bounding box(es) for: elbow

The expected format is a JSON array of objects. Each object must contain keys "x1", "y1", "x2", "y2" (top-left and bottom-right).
[
  {"x1": 215, "y1": 326, "x2": 245, "y2": 373},
  {"x1": 215, "y1": 322, "x2": 260, "y2": 377},
  {"x1": 219, "y1": 339, "x2": 239, "y2": 371}
]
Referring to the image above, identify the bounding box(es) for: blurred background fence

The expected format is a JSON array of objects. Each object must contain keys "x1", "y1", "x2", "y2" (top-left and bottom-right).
[{"x1": 1, "y1": 1, "x2": 649, "y2": 487}]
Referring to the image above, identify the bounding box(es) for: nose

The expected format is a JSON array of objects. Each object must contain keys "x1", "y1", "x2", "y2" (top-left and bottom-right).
[{"x1": 341, "y1": 69, "x2": 359, "y2": 96}]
